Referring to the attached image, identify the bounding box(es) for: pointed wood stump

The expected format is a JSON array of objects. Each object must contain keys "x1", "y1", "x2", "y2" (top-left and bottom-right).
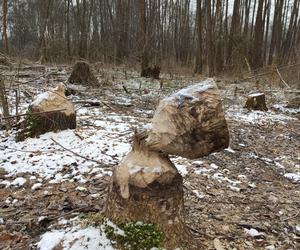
[
  {"x1": 105, "y1": 79, "x2": 229, "y2": 249},
  {"x1": 16, "y1": 84, "x2": 76, "y2": 141},
  {"x1": 106, "y1": 173, "x2": 188, "y2": 249},
  {"x1": 68, "y1": 61, "x2": 99, "y2": 86},
  {"x1": 245, "y1": 93, "x2": 268, "y2": 111}
]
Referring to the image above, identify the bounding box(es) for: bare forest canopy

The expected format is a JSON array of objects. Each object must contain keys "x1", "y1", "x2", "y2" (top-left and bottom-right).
[{"x1": 0, "y1": 0, "x2": 300, "y2": 75}]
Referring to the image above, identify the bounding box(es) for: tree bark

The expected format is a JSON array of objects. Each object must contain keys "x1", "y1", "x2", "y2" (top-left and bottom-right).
[{"x1": 2, "y1": 0, "x2": 9, "y2": 54}]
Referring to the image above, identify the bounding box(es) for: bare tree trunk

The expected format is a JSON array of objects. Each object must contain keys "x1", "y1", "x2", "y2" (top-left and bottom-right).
[
  {"x1": 194, "y1": 0, "x2": 203, "y2": 74},
  {"x1": 0, "y1": 77, "x2": 9, "y2": 119},
  {"x1": 39, "y1": 0, "x2": 52, "y2": 64},
  {"x1": 206, "y1": 0, "x2": 215, "y2": 76},
  {"x1": 66, "y1": 0, "x2": 71, "y2": 58},
  {"x1": 2, "y1": 0, "x2": 9, "y2": 54},
  {"x1": 252, "y1": 0, "x2": 264, "y2": 68},
  {"x1": 139, "y1": 0, "x2": 149, "y2": 73}
]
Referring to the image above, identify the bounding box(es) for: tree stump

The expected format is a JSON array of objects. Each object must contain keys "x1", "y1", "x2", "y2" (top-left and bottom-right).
[
  {"x1": 106, "y1": 135, "x2": 188, "y2": 249},
  {"x1": 68, "y1": 61, "x2": 99, "y2": 86},
  {"x1": 105, "y1": 79, "x2": 229, "y2": 249},
  {"x1": 17, "y1": 83, "x2": 76, "y2": 141},
  {"x1": 244, "y1": 93, "x2": 268, "y2": 111},
  {"x1": 141, "y1": 65, "x2": 161, "y2": 79}
]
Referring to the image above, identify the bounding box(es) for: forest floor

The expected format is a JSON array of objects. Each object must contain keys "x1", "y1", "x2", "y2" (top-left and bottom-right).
[{"x1": 0, "y1": 63, "x2": 299, "y2": 250}]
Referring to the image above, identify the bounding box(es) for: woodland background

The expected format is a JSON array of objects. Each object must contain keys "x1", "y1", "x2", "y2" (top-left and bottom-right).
[{"x1": 0, "y1": 0, "x2": 300, "y2": 78}]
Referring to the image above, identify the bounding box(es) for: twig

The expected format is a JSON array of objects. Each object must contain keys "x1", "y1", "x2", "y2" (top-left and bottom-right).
[
  {"x1": 241, "y1": 63, "x2": 300, "y2": 81},
  {"x1": 283, "y1": 210, "x2": 300, "y2": 221},
  {"x1": 2, "y1": 109, "x2": 66, "y2": 119},
  {"x1": 122, "y1": 83, "x2": 130, "y2": 94},
  {"x1": 50, "y1": 138, "x2": 103, "y2": 165},
  {"x1": 275, "y1": 66, "x2": 290, "y2": 88}
]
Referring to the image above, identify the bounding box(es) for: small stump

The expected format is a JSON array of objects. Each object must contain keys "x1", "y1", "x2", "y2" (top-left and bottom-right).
[
  {"x1": 68, "y1": 61, "x2": 99, "y2": 86},
  {"x1": 17, "y1": 84, "x2": 76, "y2": 141},
  {"x1": 141, "y1": 65, "x2": 161, "y2": 79},
  {"x1": 245, "y1": 93, "x2": 268, "y2": 111}
]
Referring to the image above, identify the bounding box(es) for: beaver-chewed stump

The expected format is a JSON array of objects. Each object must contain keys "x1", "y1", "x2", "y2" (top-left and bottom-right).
[
  {"x1": 245, "y1": 93, "x2": 268, "y2": 111},
  {"x1": 68, "y1": 61, "x2": 99, "y2": 86},
  {"x1": 141, "y1": 65, "x2": 161, "y2": 79},
  {"x1": 17, "y1": 83, "x2": 76, "y2": 141},
  {"x1": 105, "y1": 79, "x2": 229, "y2": 249}
]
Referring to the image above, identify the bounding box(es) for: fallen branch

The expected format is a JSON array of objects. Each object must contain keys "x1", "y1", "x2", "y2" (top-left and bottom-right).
[
  {"x1": 241, "y1": 63, "x2": 300, "y2": 81},
  {"x1": 50, "y1": 138, "x2": 104, "y2": 165},
  {"x1": 275, "y1": 66, "x2": 290, "y2": 88},
  {"x1": 2, "y1": 109, "x2": 66, "y2": 120},
  {"x1": 73, "y1": 100, "x2": 101, "y2": 106}
]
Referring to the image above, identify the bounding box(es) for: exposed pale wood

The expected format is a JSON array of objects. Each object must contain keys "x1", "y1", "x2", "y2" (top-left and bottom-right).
[
  {"x1": 16, "y1": 84, "x2": 76, "y2": 141},
  {"x1": 146, "y1": 79, "x2": 230, "y2": 159},
  {"x1": 244, "y1": 93, "x2": 268, "y2": 111}
]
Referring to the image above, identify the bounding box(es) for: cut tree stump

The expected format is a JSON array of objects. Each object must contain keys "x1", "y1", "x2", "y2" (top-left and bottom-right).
[
  {"x1": 106, "y1": 134, "x2": 188, "y2": 249},
  {"x1": 141, "y1": 65, "x2": 161, "y2": 79},
  {"x1": 245, "y1": 93, "x2": 268, "y2": 111},
  {"x1": 68, "y1": 61, "x2": 99, "y2": 86},
  {"x1": 105, "y1": 79, "x2": 229, "y2": 249},
  {"x1": 16, "y1": 83, "x2": 76, "y2": 141},
  {"x1": 146, "y1": 79, "x2": 230, "y2": 159}
]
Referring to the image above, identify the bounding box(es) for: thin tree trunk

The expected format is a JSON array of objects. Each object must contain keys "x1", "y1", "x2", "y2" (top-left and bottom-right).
[{"x1": 2, "y1": 0, "x2": 9, "y2": 54}]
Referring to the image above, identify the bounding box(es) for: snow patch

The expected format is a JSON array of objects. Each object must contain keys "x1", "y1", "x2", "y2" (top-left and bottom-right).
[{"x1": 37, "y1": 226, "x2": 114, "y2": 250}]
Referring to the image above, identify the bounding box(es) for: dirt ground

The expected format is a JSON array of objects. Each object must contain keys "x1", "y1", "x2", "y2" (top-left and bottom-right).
[{"x1": 0, "y1": 63, "x2": 299, "y2": 250}]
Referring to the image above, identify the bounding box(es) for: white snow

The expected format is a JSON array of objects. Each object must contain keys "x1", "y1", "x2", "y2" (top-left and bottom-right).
[
  {"x1": 75, "y1": 186, "x2": 87, "y2": 192},
  {"x1": 0, "y1": 218, "x2": 4, "y2": 224},
  {"x1": 227, "y1": 106, "x2": 297, "y2": 125},
  {"x1": 244, "y1": 228, "x2": 264, "y2": 237},
  {"x1": 31, "y1": 92, "x2": 50, "y2": 107},
  {"x1": 0, "y1": 113, "x2": 132, "y2": 181},
  {"x1": 175, "y1": 164, "x2": 188, "y2": 176},
  {"x1": 166, "y1": 79, "x2": 215, "y2": 103},
  {"x1": 37, "y1": 226, "x2": 114, "y2": 250},
  {"x1": 32, "y1": 183, "x2": 43, "y2": 191},
  {"x1": 10, "y1": 177, "x2": 27, "y2": 187},
  {"x1": 284, "y1": 173, "x2": 300, "y2": 182},
  {"x1": 192, "y1": 190, "x2": 205, "y2": 199},
  {"x1": 273, "y1": 103, "x2": 300, "y2": 114},
  {"x1": 224, "y1": 147, "x2": 235, "y2": 153},
  {"x1": 249, "y1": 93, "x2": 264, "y2": 97}
]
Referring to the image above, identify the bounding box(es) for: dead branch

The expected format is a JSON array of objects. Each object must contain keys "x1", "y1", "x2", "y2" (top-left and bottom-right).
[
  {"x1": 275, "y1": 66, "x2": 290, "y2": 88},
  {"x1": 50, "y1": 138, "x2": 104, "y2": 165},
  {"x1": 2, "y1": 109, "x2": 67, "y2": 120},
  {"x1": 241, "y1": 63, "x2": 300, "y2": 81}
]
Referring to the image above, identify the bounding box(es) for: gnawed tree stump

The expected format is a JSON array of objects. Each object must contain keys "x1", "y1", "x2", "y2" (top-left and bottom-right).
[
  {"x1": 245, "y1": 93, "x2": 268, "y2": 111},
  {"x1": 106, "y1": 135, "x2": 188, "y2": 249},
  {"x1": 146, "y1": 79, "x2": 229, "y2": 159},
  {"x1": 106, "y1": 79, "x2": 229, "y2": 249},
  {"x1": 68, "y1": 61, "x2": 99, "y2": 86},
  {"x1": 141, "y1": 65, "x2": 161, "y2": 79},
  {"x1": 17, "y1": 83, "x2": 76, "y2": 141}
]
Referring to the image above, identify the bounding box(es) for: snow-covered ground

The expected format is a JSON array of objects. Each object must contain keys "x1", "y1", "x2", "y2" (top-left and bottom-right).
[{"x1": 1, "y1": 70, "x2": 299, "y2": 249}]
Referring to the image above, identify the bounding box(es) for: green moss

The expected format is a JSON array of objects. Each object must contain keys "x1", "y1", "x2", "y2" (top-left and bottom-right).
[
  {"x1": 104, "y1": 220, "x2": 164, "y2": 250},
  {"x1": 79, "y1": 213, "x2": 165, "y2": 249}
]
